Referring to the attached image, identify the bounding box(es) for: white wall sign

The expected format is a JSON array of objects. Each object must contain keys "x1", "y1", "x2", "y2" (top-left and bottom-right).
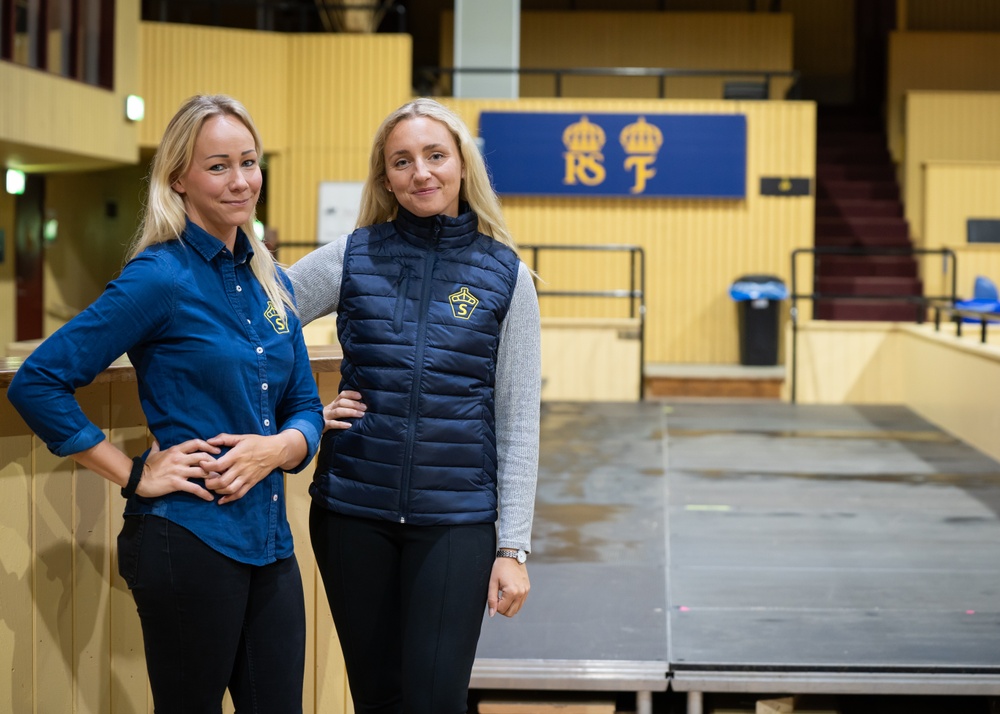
[{"x1": 317, "y1": 182, "x2": 364, "y2": 245}]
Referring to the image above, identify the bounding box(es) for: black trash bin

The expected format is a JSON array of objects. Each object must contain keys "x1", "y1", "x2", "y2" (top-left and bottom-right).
[{"x1": 729, "y1": 274, "x2": 787, "y2": 366}]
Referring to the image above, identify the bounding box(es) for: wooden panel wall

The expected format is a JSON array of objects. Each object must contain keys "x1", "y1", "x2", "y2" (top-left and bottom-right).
[
  {"x1": 921, "y1": 161, "x2": 1000, "y2": 300},
  {"x1": 783, "y1": 0, "x2": 855, "y2": 104},
  {"x1": 138, "y1": 24, "x2": 292, "y2": 150},
  {"x1": 887, "y1": 32, "x2": 1000, "y2": 164},
  {"x1": 903, "y1": 92, "x2": 1000, "y2": 243},
  {"x1": 0, "y1": 370, "x2": 348, "y2": 714},
  {"x1": 788, "y1": 321, "x2": 1000, "y2": 465},
  {"x1": 440, "y1": 12, "x2": 794, "y2": 99},
  {"x1": 905, "y1": 0, "x2": 1000, "y2": 31},
  {"x1": 783, "y1": 321, "x2": 904, "y2": 404},
  {"x1": 273, "y1": 34, "x2": 412, "y2": 255},
  {"x1": 445, "y1": 97, "x2": 816, "y2": 365},
  {"x1": 900, "y1": 325, "x2": 1000, "y2": 464}
]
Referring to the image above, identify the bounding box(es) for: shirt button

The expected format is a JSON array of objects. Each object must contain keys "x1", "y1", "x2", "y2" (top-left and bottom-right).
[
  {"x1": 236, "y1": 285, "x2": 242, "y2": 292},
  {"x1": 256, "y1": 346, "x2": 264, "y2": 354},
  {"x1": 264, "y1": 419, "x2": 270, "y2": 427},
  {"x1": 247, "y1": 319, "x2": 251, "y2": 324},
  {"x1": 272, "y1": 494, "x2": 279, "y2": 502},
  {"x1": 262, "y1": 383, "x2": 268, "y2": 391}
]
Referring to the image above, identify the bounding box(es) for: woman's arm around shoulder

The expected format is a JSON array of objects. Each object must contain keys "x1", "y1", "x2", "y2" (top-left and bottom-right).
[{"x1": 285, "y1": 233, "x2": 349, "y2": 326}]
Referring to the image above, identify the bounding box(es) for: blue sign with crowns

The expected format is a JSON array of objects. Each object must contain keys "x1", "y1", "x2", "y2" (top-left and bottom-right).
[{"x1": 478, "y1": 111, "x2": 747, "y2": 199}]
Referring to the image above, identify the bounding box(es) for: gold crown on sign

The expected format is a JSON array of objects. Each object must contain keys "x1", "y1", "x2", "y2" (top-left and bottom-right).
[
  {"x1": 562, "y1": 116, "x2": 607, "y2": 153},
  {"x1": 620, "y1": 117, "x2": 664, "y2": 155}
]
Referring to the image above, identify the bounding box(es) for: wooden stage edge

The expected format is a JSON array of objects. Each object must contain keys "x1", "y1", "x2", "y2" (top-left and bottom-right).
[{"x1": 644, "y1": 364, "x2": 785, "y2": 399}]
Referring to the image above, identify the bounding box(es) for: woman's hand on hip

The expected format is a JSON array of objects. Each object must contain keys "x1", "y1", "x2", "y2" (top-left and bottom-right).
[
  {"x1": 488, "y1": 557, "x2": 530, "y2": 618},
  {"x1": 138, "y1": 438, "x2": 220, "y2": 502},
  {"x1": 324, "y1": 390, "x2": 366, "y2": 432}
]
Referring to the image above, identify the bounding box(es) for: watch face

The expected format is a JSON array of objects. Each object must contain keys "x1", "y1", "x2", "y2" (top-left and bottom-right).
[{"x1": 516, "y1": 550, "x2": 527, "y2": 564}]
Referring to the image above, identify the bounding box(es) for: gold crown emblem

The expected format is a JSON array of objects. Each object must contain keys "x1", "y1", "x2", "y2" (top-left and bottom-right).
[
  {"x1": 619, "y1": 117, "x2": 664, "y2": 155},
  {"x1": 562, "y1": 116, "x2": 607, "y2": 154},
  {"x1": 449, "y1": 287, "x2": 480, "y2": 320}
]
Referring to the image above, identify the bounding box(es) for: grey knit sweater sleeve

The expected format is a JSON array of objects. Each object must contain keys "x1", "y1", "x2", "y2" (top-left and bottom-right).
[
  {"x1": 495, "y1": 261, "x2": 542, "y2": 553},
  {"x1": 286, "y1": 239, "x2": 540, "y2": 553},
  {"x1": 286, "y1": 235, "x2": 348, "y2": 324}
]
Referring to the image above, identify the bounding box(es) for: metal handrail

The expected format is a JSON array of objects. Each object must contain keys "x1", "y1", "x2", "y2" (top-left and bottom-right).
[
  {"x1": 271, "y1": 240, "x2": 648, "y2": 398},
  {"x1": 789, "y1": 246, "x2": 958, "y2": 404},
  {"x1": 520, "y1": 243, "x2": 647, "y2": 400},
  {"x1": 417, "y1": 66, "x2": 801, "y2": 99},
  {"x1": 929, "y1": 300, "x2": 1000, "y2": 343}
]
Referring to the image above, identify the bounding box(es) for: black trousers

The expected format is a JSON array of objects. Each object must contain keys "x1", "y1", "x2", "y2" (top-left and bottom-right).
[
  {"x1": 117, "y1": 515, "x2": 306, "y2": 714},
  {"x1": 309, "y1": 504, "x2": 496, "y2": 714}
]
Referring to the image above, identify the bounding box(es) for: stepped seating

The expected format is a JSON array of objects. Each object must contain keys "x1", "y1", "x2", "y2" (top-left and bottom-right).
[{"x1": 813, "y1": 110, "x2": 923, "y2": 321}]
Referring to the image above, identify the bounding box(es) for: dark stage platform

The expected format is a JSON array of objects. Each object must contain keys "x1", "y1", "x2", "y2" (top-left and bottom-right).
[{"x1": 471, "y1": 401, "x2": 1000, "y2": 713}]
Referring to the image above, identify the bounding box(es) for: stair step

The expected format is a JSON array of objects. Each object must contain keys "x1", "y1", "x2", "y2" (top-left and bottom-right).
[
  {"x1": 816, "y1": 255, "x2": 918, "y2": 278},
  {"x1": 817, "y1": 180, "x2": 899, "y2": 201},
  {"x1": 816, "y1": 199, "x2": 902, "y2": 218},
  {"x1": 817, "y1": 132, "x2": 888, "y2": 151},
  {"x1": 817, "y1": 164, "x2": 897, "y2": 181},
  {"x1": 816, "y1": 145, "x2": 891, "y2": 164},
  {"x1": 817, "y1": 111, "x2": 883, "y2": 132},
  {"x1": 813, "y1": 299, "x2": 925, "y2": 322},
  {"x1": 817, "y1": 276, "x2": 923, "y2": 296},
  {"x1": 815, "y1": 216, "x2": 910, "y2": 239},
  {"x1": 815, "y1": 235, "x2": 913, "y2": 248}
]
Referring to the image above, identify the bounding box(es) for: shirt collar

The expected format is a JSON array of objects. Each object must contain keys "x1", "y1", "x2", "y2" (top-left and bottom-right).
[{"x1": 183, "y1": 218, "x2": 255, "y2": 265}]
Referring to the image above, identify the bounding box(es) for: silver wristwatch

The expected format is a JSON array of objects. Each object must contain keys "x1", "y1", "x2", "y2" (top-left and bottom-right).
[{"x1": 497, "y1": 547, "x2": 527, "y2": 564}]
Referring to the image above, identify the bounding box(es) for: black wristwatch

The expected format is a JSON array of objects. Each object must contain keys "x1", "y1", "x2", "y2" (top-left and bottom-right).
[{"x1": 497, "y1": 548, "x2": 527, "y2": 564}]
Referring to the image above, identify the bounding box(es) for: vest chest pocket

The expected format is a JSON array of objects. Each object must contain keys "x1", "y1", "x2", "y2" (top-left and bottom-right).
[{"x1": 393, "y1": 269, "x2": 410, "y2": 333}]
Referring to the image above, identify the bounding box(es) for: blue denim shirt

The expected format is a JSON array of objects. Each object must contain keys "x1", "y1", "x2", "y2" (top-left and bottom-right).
[{"x1": 7, "y1": 221, "x2": 324, "y2": 565}]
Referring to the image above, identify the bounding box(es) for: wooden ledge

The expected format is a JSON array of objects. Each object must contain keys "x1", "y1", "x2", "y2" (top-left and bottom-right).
[{"x1": 0, "y1": 345, "x2": 342, "y2": 390}]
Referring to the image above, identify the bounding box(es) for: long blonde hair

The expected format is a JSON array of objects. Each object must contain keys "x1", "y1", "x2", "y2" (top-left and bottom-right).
[
  {"x1": 356, "y1": 98, "x2": 518, "y2": 254},
  {"x1": 128, "y1": 94, "x2": 294, "y2": 319}
]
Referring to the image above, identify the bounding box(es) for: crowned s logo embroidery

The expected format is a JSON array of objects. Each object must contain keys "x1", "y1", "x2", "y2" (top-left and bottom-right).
[
  {"x1": 449, "y1": 287, "x2": 479, "y2": 320},
  {"x1": 264, "y1": 301, "x2": 289, "y2": 334}
]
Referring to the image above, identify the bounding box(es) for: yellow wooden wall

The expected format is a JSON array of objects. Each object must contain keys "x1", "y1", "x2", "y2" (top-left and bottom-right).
[
  {"x1": 784, "y1": 321, "x2": 904, "y2": 404},
  {"x1": 440, "y1": 12, "x2": 794, "y2": 100},
  {"x1": 902, "y1": 92, "x2": 1000, "y2": 244},
  {"x1": 0, "y1": 370, "x2": 350, "y2": 714},
  {"x1": 886, "y1": 32, "x2": 1000, "y2": 164},
  {"x1": 904, "y1": 0, "x2": 1000, "y2": 31},
  {"x1": 138, "y1": 24, "x2": 293, "y2": 151},
  {"x1": 788, "y1": 321, "x2": 1000, "y2": 464},
  {"x1": 784, "y1": 0, "x2": 855, "y2": 105},
  {"x1": 921, "y1": 161, "x2": 1000, "y2": 301},
  {"x1": 444, "y1": 97, "x2": 816, "y2": 365}
]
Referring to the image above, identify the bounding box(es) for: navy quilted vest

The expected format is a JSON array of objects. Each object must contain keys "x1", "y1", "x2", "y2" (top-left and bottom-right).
[{"x1": 310, "y1": 207, "x2": 520, "y2": 525}]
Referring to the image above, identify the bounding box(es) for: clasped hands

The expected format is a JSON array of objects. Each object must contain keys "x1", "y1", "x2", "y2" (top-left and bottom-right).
[{"x1": 135, "y1": 432, "x2": 296, "y2": 504}]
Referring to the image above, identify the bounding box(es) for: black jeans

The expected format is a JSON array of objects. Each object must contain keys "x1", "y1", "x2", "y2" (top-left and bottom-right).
[
  {"x1": 117, "y1": 515, "x2": 306, "y2": 714},
  {"x1": 309, "y1": 504, "x2": 495, "y2": 714}
]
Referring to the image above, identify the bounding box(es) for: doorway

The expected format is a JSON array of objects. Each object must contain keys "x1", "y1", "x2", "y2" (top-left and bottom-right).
[{"x1": 15, "y1": 174, "x2": 44, "y2": 342}]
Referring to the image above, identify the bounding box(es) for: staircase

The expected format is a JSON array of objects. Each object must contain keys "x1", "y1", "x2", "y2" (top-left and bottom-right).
[{"x1": 813, "y1": 110, "x2": 924, "y2": 321}]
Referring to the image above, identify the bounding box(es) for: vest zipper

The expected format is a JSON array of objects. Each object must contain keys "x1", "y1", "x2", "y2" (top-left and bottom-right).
[
  {"x1": 398, "y1": 228, "x2": 440, "y2": 522},
  {"x1": 393, "y1": 269, "x2": 410, "y2": 333}
]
